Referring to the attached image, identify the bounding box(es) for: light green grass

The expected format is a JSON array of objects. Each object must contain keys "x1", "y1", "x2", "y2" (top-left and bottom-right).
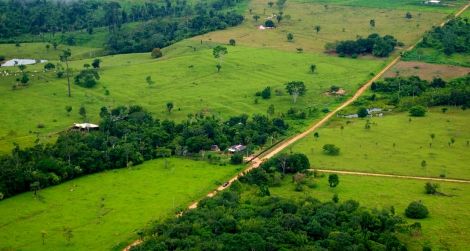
[
  {"x1": 288, "y1": 107, "x2": 470, "y2": 179},
  {"x1": 268, "y1": 174, "x2": 470, "y2": 250},
  {"x1": 195, "y1": 0, "x2": 447, "y2": 54},
  {"x1": 0, "y1": 40, "x2": 384, "y2": 152},
  {"x1": 0, "y1": 158, "x2": 240, "y2": 251},
  {"x1": 0, "y1": 43, "x2": 102, "y2": 61}
]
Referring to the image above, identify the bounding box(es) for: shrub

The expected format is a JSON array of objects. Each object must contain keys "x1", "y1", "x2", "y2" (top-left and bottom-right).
[
  {"x1": 409, "y1": 106, "x2": 426, "y2": 117},
  {"x1": 0, "y1": 55, "x2": 5, "y2": 61},
  {"x1": 424, "y1": 182, "x2": 439, "y2": 195},
  {"x1": 405, "y1": 201, "x2": 429, "y2": 219},
  {"x1": 230, "y1": 153, "x2": 244, "y2": 164},
  {"x1": 323, "y1": 144, "x2": 340, "y2": 156},
  {"x1": 44, "y1": 62, "x2": 55, "y2": 71},
  {"x1": 357, "y1": 107, "x2": 369, "y2": 118},
  {"x1": 261, "y1": 87, "x2": 271, "y2": 99},
  {"x1": 74, "y1": 69, "x2": 100, "y2": 88},
  {"x1": 229, "y1": 39, "x2": 236, "y2": 46},
  {"x1": 151, "y1": 48, "x2": 163, "y2": 58},
  {"x1": 265, "y1": 20, "x2": 275, "y2": 28},
  {"x1": 328, "y1": 174, "x2": 340, "y2": 187}
]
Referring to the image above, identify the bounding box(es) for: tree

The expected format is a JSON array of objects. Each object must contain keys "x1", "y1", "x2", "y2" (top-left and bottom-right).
[
  {"x1": 151, "y1": 48, "x2": 163, "y2": 58},
  {"x1": 146, "y1": 76, "x2": 155, "y2": 86},
  {"x1": 41, "y1": 230, "x2": 47, "y2": 245},
  {"x1": 63, "y1": 227, "x2": 74, "y2": 245},
  {"x1": 357, "y1": 107, "x2": 369, "y2": 118},
  {"x1": 74, "y1": 69, "x2": 100, "y2": 88},
  {"x1": 287, "y1": 33, "x2": 294, "y2": 42},
  {"x1": 309, "y1": 64, "x2": 316, "y2": 74},
  {"x1": 328, "y1": 174, "x2": 339, "y2": 187},
  {"x1": 405, "y1": 12, "x2": 413, "y2": 19},
  {"x1": 230, "y1": 153, "x2": 244, "y2": 164},
  {"x1": 409, "y1": 106, "x2": 426, "y2": 117},
  {"x1": 18, "y1": 64, "x2": 26, "y2": 73},
  {"x1": 229, "y1": 39, "x2": 236, "y2": 46},
  {"x1": 276, "y1": 14, "x2": 283, "y2": 24},
  {"x1": 267, "y1": 104, "x2": 275, "y2": 117},
  {"x1": 79, "y1": 106, "x2": 87, "y2": 119},
  {"x1": 285, "y1": 81, "x2": 307, "y2": 103},
  {"x1": 332, "y1": 193, "x2": 339, "y2": 203},
  {"x1": 323, "y1": 144, "x2": 340, "y2": 156},
  {"x1": 45, "y1": 44, "x2": 50, "y2": 52},
  {"x1": 65, "y1": 106, "x2": 72, "y2": 116},
  {"x1": 261, "y1": 86, "x2": 271, "y2": 99},
  {"x1": 60, "y1": 49, "x2": 72, "y2": 97},
  {"x1": 313, "y1": 132, "x2": 319, "y2": 140},
  {"x1": 265, "y1": 20, "x2": 275, "y2": 28},
  {"x1": 92, "y1": 58, "x2": 101, "y2": 69},
  {"x1": 314, "y1": 25, "x2": 321, "y2": 33},
  {"x1": 83, "y1": 63, "x2": 91, "y2": 69},
  {"x1": 253, "y1": 15, "x2": 260, "y2": 22},
  {"x1": 213, "y1": 46, "x2": 228, "y2": 73},
  {"x1": 20, "y1": 73, "x2": 30, "y2": 85},
  {"x1": 424, "y1": 182, "x2": 439, "y2": 195},
  {"x1": 370, "y1": 19, "x2": 376, "y2": 28},
  {"x1": 405, "y1": 201, "x2": 429, "y2": 219},
  {"x1": 268, "y1": 1, "x2": 274, "y2": 8},
  {"x1": 166, "y1": 102, "x2": 174, "y2": 114}
]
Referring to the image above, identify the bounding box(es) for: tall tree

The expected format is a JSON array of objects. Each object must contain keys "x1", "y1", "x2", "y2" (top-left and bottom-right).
[
  {"x1": 213, "y1": 46, "x2": 228, "y2": 73},
  {"x1": 60, "y1": 49, "x2": 72, "y2": 97},
  {"x1": 285, "y1": 81, "x2": 307, "y2": 103}
]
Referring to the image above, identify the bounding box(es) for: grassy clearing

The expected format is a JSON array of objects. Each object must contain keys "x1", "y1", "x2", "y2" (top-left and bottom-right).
[
  {"x1": 0, "y1": 158, "x2": 241, "y2": 251},
  {"x1": 267, "y1": 174, "x2": 470, "y2": 250},
  {"x1": 288, "y1": 107, "x2": 470, "y2": 179},
  {"x1": 0, "y1": 40, "x2": 384, "y2": 152},
  {"x1": 292, "y1": 0, "x2": 469, "y2": 13},
  {"x1": 0, "y1": 43, "x2": 102, "y2": 61},
  {"x1": 402, "y1": 47, "x2": 470, "y2": 67},
  {"x1": 195, "y1": 0, "x2": 447, "y2": 54}
]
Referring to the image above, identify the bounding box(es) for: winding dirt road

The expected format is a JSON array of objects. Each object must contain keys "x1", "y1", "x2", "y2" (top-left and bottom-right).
[{"x1": 123, "y1": 3, "x2": 469, "y2": 251}]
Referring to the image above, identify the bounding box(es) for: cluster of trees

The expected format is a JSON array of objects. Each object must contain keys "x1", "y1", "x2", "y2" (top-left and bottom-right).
[
  {"x1": 0, "y1": 106, "x2": 289, "y2": 199},
  {"x1": 419, "y1": 17, "x2": 470, "y2": 55},
  {"x1": 132, "y1": 181, "x2": 408, "y2": 250},
  {"x1": 371, "y1": 75, "x2": 470, "y2": 109},
  {"x1": 326, "y1": 33, "x2": 402, "y2": 57}
]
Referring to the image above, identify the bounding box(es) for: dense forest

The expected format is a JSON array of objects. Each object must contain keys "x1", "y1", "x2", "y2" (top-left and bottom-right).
[
  {"x1": 418, "y1": 17, "x2": 470, "y2": 55},
  {"x1": 131, "y1": 158, "x2": 409, "y2": 251},
  {"x1": 0, "y1": 0, "x2": 245, "y2": 54},
  {"x1": 0, "y1": 106, "x2": 288, "y2": 199},
  {"x1": 325, "y1": 34, "x2": 402, "y2": 58}
]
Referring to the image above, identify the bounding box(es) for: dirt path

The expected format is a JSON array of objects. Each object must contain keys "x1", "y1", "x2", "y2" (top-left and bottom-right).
[
  {"x1": 315, "y1": 169, "x2": 470, "y2": 184},
  {"x1": 123, "y1": 3, "x2": 469, "y2": 251}
]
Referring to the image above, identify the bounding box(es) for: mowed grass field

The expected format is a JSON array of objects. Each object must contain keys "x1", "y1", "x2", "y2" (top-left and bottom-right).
[
  {"x1": 195, "y1": 0, "x2": 448, "y2": 54},
  {"x1": 0, "y1": 40, "x2": 384, "y2": 152},
  {"x1": 268, "y1": 174, "x2": 470, "y2": 250},
  {"x1": 288, "y1": 107, "x2": 470, "y2": 179},
  {"x1": 0, "y1": 158, "x2": 241, "y2": 251}
]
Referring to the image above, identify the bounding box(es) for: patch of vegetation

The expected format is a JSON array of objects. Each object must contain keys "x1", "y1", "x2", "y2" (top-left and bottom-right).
[
  {"x1": 405, "y1": 201, "x2": 429, "y2": 219},
  {"x1": 326, "y1": 33, "x2": 402, "y2": 57}
]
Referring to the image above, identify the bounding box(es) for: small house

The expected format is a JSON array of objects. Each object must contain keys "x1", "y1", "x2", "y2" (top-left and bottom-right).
[
  {"x1": 424, "y1": 0, "x2": 441, "y2": 4},
  {"x1": 228, "y1": 144, "x2": 246, "y2": 153},
  {"x1": 73, "y1": 123, "x2": 99, "y2": 131}
]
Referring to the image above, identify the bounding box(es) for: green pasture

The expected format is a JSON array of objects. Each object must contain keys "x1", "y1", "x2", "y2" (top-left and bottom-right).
[
  {"x1": 0, "y1": 158, "x2": 240, "y2": 251},
  {"x1": 268, "y1": 174, "x2": 470, "y2": 250},
  {"x1": 403, "y1": 47, "x2": 470, "y2": 67},
  {"x1": 288, "y1": 107, "x2": 470, "y2": 179},
  {"x1": 0, "y1": 40, "x2": 384, "y2": 152},
  {"x1": 0, "y1": 43, "x2": 102, "y2": 61},
  {"x1": 195, "y1": 0, "x2": 447, "y2": 54}
]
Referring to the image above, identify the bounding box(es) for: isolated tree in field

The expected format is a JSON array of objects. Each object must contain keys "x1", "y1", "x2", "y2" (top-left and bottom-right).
[
  {"x1": 425, "y1": 182, "x2": 439, "y2": 195},
  {"x1": 405, "y1": 12, "x2": 413, "y2": 19},
  {"x1": 261, "y1": 86, "x2": 271, "y2": 99},
  {"x1": 166, "y1": 102, "x2": 174, "y2": 114},
  {"x1": 83, "y1": 63, "x2": 91, "y2": 69},
  {"x1": 229, "y1": 39, "x2": 236, "y2": 46},
  {"x1": 323, "y1": 144, "x2": 340, "y2": 156},
  {"x1": 268, "y1": 1, "x2": 274, "y2": 8},
  {"x1": 79, "y1": 106, "x2": 87, "y2": 119},
  {"x1": 20, "y1": 73, "x2": 30, "y2": 85},
  {"x1": 265, "y1": 19, "x2": 275, "y2": 28},
  {"x1": 146, "y1": 76, "x2": 155, "y2": 86},
  {"x1": 421, "y1": 160, "x2": 427, "y2": 168},
  {"x1": 287, "y1": 33, "x2": 294, "y2": 41},
  {"x1": 314, "y1": 25, "x2": 321, "y2": 33},
  {"x1": 310, "y1": 64, "x2": 316, "y2": 74},
  {"x1": 18, "y1": 64, "x2": 26, "y2": 73},
  {"x1": 285, "y1": 81, "x2": 306, "y2": 103},
  {"x1": 405, "y1": 201, "x2": 429, "y2": 219},
  {"x1": 151, "y1": 48, "x2": 163, "y2": 58},
  {"x1": 65, "y1": 106, "x2": 72, "y2": 116},
  {"x1": 253, "y1": 15, "x2": 260, "y2": 22},
  {"x1": 430, "y1": 133, "x2": 435, "y2": 142},
  {"x1": 63, "y1": 227, "x2": 74, "y2": 245},
  {"x1": 313, "y1": 132, "x2": 319, "y2": 140},
  {"x1": 332, "y1": 193, "x2": 339, "y2": 203},
  {"x1": 369, "y1": 19, "x2": 376, "y2": 28},
  {"x1": 92, "y1": 58, "x2": 101, "y2": 69},
  {"x1": 75, "y1": 69, "x2": 100, "y2": 88},
  {"x1": 213, "y1": 45, "x2": 228, "y2": 72},
  {"x1": 45, "y1": 44, "x2": 50, "y2": 52},
  {"x1": 328, "y1": 174, "x2": 339, "y2": 187},
  {"x1": 276, "y1": 14, "x2": 283, "y2": 24},
  {"x1": 409, "y1": 105, "x2": 426, "y2": 117},
  {"x1": 60, "y1": 49, "x2": 72, "y2": 97},
  {"x1": 267, "y1": 104, "x2": 275, "y2": 117}
]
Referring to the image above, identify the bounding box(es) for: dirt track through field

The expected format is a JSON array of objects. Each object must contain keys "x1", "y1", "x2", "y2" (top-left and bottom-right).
[{"x1": 123, "y1": 3, "x2": 469, "y2": 251}]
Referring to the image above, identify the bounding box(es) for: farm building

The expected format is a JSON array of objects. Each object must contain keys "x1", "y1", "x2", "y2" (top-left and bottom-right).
[
  {"x1": 424, "y1": 0, "x2": 441, "y2": 4},
  {"x1": 228, "y1": 144, "x2": 246, "y2": 153},
  {"x1": 73, "y1": 123, "x2": 99, "y2": 131}
]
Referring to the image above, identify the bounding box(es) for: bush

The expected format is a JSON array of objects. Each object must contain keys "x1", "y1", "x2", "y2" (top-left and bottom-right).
[
  {"x1": 357, "y1": 107, "x2": 369, "y2": 118},
  {"x1": 323, "y1": 144, "x2": 340, "y2": 156},
  {"x1": 424, "y1": 182, "x2": 439, "y2": 195},
  {"x1": 151, "y1": 48, "x2": 163, "y2": 58},
  {"x1": 409, "y1": 105, "x2": 427, "y2": 117},
  {"x1": 230, "y1": 153, "x2": 244, "y2": 164},
  {"x1": 265, "y1": 20, "x2": 275, "y2": 28},
  {"x1": 261, "y1": 87, "x2": 271, "y2": 99},
  {"x1": 229, "y1": 39, "x2": 236, "y2": 46},
  {"x1": 74, "y1": 69, "x2": 100, "y2": 88},
  {"x1": 44, "y1": 62, "x2": 55, "y2": 71},
  {"x1": 405, "y1": 201, "x2": 429, "y2": 219},
  {"x1": 0, "y1": 55, "x2": 5, "y2": 61}
]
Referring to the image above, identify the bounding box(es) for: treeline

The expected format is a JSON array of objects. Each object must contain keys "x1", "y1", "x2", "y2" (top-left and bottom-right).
[
  {"x1": 0, "y1": 106, "x2": 288, "y2": 199},
  {"x1": 326, "y1": 34, "x2": 402, "y2": 57},
  {"x1": 371, "y1": 75, "x2": 470, "y2": 109},
  {"x1": 419, "y1": 17, "x2": 470, "y2": 55},
  {"x1": 132, "y1": 166, "x2": 407, "y2": 250}
]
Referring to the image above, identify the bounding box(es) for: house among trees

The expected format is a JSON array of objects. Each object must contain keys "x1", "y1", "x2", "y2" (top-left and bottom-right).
[
  {"x1": 228, "y1": 144, "x2": 246, "y2": 153},
  {"x1": 211, "y1": 145, "x2": 221, "y2": 152},
  {"x1": 72, "y1": 123, "x2": 99, "y2": 131}
]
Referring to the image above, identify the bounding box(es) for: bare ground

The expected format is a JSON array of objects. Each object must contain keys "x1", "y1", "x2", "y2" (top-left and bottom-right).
[{"x1": 383, "y1": 61, "x2": 470, "y2": 80}]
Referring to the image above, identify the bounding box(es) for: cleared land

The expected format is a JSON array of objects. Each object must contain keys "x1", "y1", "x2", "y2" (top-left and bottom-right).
[
  {"x1": 268, "y1": 174, "x2": 470, "y2": 250},
  {"x1": 0, "y1": 158, "x2": 240, "y2": 251},
  {"x1": 288, "y1": 108, "x2": 470, "y2": 179},
  {"x1": 383, "y1": 61, "x2": 470, "y2": 80},
  {"x1": 0, "y1": 43, "x2": 102, "y2": 61},
  {"x1": 195, "y1": 0, "x2": 448, "y2": 54},
  {"x1": 0, "y1": 40, "x2": 384, "y2": 152},
  {"x1": 403, "y1": 47, "x2": 470, "y2": 67}
]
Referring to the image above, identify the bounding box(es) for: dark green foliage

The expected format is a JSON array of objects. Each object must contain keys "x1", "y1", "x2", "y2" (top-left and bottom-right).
[
  {"x1": 409, "y1": 106, "x2": 427, "y2": 117},
  {"x1": 285, "y1": 81, "x2": 307, "y2": 103},
  {"x1": 424, "y1": 182, "x2": 439, "y2": 195},
  {"x1": 405, "y1": 201, "x2": 429, "y2": 219},
  {"x1": 131, "y1": 189, "x2": 407, "y2": 251},
  {"x1": 151, "y1": 48, "x2": 163, "y2": 58},
  {"x1": 323, "y1": 144, "x2": 340, "y2": 156},
  {"x1": 74, "y1": 69, "x2": 100, "y2": 88},
  {"x1": 230, "y1": 154, "x2": 243, "y2": 165},
  {"x1": 357, "y1": 107, "x2": 369, "y2": 118},
  {"x1": 265, "y1": 19, "x2": 275, "y2": 28},
  {"x1": 229, "y1": 39, "x2": 236, "y2": 46},
  {"x1": 261, "y1": 86, "x2": 271, "y2": 99},
  {"x1": 0, "y1": 55, "x2": 5, "y2": 61},
  {"x1": 260, "y1": 153, "x2": 310, "y2": 174},
  {"x1": 328, "y1": 174, "x2": 340, "y2": 187},
  {"x1": 418, "y1": 18, "x2": 470, "y2": 56},
  {"x1": 0, "y1": 107, "x2": 288, "y2": 199},
  {"x1": 44, "y1": 63, "x2": 55, "y2": 71},
  {"x1": 91, "y1": 59, "x2": 101, "y2": 69},
  {"x1": 327, "y1": 33, "x2": 400, "y2": 57}
]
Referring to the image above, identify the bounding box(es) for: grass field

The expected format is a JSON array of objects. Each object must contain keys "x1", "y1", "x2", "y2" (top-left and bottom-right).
[
  {"x1": 0, "y1": 158, "x2": 241, "y2": 251},
  {"x1": 195, "y1": 0, "x2": 448, "y2": 54},
  {"x1": 288, "y1": 107, "x2": 470, "y2": 179},
  {"x1": 0, "y1": 43, "x2": 102, "y2": 61},
  {"x1": 402, "y1": 47, "x2": 470, "y2": 67},
  {"x1": 0, "y1": 40, "x2": 384, "y2": 152},
  {"x1": 267, "y1": 174, "x2": 470, "y2": 250}
]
